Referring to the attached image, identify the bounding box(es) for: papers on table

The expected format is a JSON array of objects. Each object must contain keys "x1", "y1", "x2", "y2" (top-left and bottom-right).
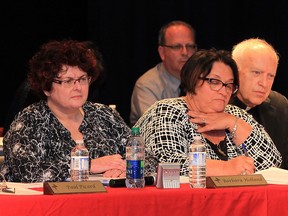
[
  {"x1": 180, "y1": 176, "x2": 189, "y2": 183},
  {"x1": 255, "y1": 167, "x2": 288, "y2": 185}
]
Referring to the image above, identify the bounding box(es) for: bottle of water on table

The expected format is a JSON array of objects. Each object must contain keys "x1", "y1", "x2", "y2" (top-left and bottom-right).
[
  {"x1": 125, "y1": 127, "x2": 145, "y2": 188},
  {"x1": 70, "y1": 140, "x2": 89, "y2": 181},
  {"x1": 189, "y1": 136, "x2": 206, "y2": 188}
]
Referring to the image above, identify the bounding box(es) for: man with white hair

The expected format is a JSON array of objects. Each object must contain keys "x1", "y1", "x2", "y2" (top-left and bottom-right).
[{"x1": 230, "y1": 38, "x2": 288, "y2": 169}]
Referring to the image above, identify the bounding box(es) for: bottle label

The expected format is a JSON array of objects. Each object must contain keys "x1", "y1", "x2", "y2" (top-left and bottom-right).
[
  {"x1": 126, "y1": 160, "x2": 144, "y2": 179},
  {"x1": 71, "y1": 156, "x2": 89, "y2": 171},
  {"x1": 189, "y1": 152, "x2": 206, "y2": 166}
]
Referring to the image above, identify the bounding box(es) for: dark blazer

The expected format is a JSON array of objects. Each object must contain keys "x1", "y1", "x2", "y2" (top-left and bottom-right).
[{"x1": 230, "y1": 90, "x2": 288, "y2": 169}]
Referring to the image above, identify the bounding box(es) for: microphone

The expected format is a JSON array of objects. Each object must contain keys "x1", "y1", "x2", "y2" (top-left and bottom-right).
[{"x1": 109, "y1": 175, "x2": 156, "y2": 188}]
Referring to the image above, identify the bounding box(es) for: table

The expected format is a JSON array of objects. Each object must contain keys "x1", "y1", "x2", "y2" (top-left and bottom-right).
[{"x1": 1, "y1": 184, "x2": 288, "y2": 216}]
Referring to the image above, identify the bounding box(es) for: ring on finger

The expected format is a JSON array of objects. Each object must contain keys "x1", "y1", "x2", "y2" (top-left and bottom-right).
[{"x1": 202, "y1": 118, "x2": 206, "y2": 124}]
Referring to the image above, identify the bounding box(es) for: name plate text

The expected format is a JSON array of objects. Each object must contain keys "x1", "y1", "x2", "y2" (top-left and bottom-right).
[
  {"x1": 206, "y1": 174, "x2": 267, "y2": 188},
  {"x1": 43, "y1": 181, "x2": 107, "y2": 195}
]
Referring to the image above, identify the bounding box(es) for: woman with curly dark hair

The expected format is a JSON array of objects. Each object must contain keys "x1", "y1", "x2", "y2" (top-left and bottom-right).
[{"x1": 1, "y1": 39, "x2": 130, "y2": 182}]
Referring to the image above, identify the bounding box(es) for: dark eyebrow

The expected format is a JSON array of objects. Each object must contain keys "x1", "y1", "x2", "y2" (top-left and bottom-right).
[{"x1": 58, "y1": 75, "x2": 87, "y2": 80}]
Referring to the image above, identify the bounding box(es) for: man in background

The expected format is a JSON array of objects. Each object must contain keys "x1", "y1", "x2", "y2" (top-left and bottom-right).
[
  {"x1": 130, "y1": 20, "x2": 197, "y2": 126},
  {"x1": 230, "y1": 38, "x2": 288, "y2": 169}
]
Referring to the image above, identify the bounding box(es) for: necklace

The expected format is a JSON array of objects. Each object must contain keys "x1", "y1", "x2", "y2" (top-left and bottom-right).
[
  {"x1": 217, "y1": 144, "x2": 227, "y2": 157},
  {"x1": 205, "y1": 138, "x2": 228, "y2": 160}
]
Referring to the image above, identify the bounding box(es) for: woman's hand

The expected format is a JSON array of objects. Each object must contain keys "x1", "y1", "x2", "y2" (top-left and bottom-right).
[
  {"x1": 90, "y1": 154, "x2": 126, "y2": 174},
  {"x1": 207, "y1": 156, "x2": 255, "y2": 176},
  {"x1": 187, "y1": 111, "x2": 252, "y2": 146},
  {"x1": 102, "y1": 169, "x2": 126, "y2": 178},
  {"x1": 187, "y1": 111, "x2": 235, "y2": 132},
  {"x1": 225, "y1": 156, "x2": 255, "y2": 175}
]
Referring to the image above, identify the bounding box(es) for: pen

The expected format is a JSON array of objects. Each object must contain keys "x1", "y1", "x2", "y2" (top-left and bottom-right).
[{"x1": 241, "y1": 143, "x2": 249, "y2": 157}]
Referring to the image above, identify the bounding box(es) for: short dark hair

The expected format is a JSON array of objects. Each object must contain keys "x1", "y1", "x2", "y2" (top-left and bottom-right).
[
  {"x1": 181, "y1": 48, "x2": 239, "y2": 95},
  {"x1": 158, "y1": 20, "x2": 195, "y2": 46}
]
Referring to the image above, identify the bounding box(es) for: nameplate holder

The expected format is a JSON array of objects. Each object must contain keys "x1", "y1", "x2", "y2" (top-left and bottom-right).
[
  {"x1": 43, "y1": 180, "x2": 107, "y2": 195},
  {"x1": 206, "y1": 174, "x2": 267, "y2": 188},
  {"x1": 156, "y1": 163, "x2": 180, "y2": 189}
]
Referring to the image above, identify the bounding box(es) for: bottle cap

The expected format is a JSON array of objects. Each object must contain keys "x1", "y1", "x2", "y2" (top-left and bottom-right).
[
  {"x1": 109, "y1": 104, "x2": 116, "y2": 110},
  {"x1": 131, "y1": 127, "x2": 140, "y2": 135}
]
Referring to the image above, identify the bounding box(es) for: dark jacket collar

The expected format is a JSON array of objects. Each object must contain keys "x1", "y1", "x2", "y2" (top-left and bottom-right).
[{"x1": 229, "y1": 95, "x2": 272, "y2": 110}]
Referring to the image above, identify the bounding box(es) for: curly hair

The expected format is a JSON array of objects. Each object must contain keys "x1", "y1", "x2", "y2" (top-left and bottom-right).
[{"x1": 28, "y1": 39, "x2": 100, "y2": 99}]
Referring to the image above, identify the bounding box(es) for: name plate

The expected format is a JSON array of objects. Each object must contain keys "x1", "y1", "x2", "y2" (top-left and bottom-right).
[
  {"x1": 206, "y1": 174, "x2": 267, "y2": 188},
  {"x1": 43, "y1": 180, "x2": 107, "y2": 195}
]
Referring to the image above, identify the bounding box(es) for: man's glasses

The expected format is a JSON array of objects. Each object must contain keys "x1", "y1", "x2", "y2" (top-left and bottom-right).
[
  {"x1": 200, "y1": 77, "x2": 238, "y2": 95},
  {"x1": 53, "y1": 75, "x2": 91, "y2": 88},
  {"x1": 161, "y1": 44, "x2": 197, "y2": 52},
  {"x1": 0, "y1": 173, "x2": 15, "y2": 194}
]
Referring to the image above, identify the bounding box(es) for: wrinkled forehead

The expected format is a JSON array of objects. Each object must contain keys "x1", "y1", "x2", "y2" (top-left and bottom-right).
[
  {"x1": 165, "y1": 25, "x2": 195, "y2": 41},
  {"x1": 237, "y1": 47, "x2": 278, "y2": 68},
  {"x1": 242, "y1": 44, "x2": 278, "y2": 63}
]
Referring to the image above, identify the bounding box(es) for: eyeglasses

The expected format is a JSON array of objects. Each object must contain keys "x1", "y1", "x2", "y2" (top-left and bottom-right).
[
  {"x1": 200, "y1": 77, "x2": 238, "y2": 95},
  {"x1": 161, "y1": 44, "x2": 197, "y2": 52},
  {"x1": 53, "y1": 75, "x2": 91, "y2": 88},
  {"x1": 0, "y1": 173, "x2": 15, "y2": 194}
]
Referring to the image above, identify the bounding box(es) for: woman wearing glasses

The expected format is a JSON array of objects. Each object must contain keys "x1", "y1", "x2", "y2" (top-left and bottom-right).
[
  {"x1": 1, "y1": 39, "x2": 131, "y2": 182},
  {"x1": 135, "y1": 48, "x2": 282, "y2": 176}
]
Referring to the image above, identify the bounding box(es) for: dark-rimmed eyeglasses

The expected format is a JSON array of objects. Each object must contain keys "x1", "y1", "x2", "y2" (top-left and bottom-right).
[
  {"x1": 53, "y1": 75, "x2": 91, "y2": 88},
  {"x1": 0, "y1": 172, "x2": 15, "y2": 194},
  {"x1": 200, "y1": 77, "x2": 238, "y2": 95},
  {"x1": 160, "y1": 44, "x2": 197, "y2": 52}
]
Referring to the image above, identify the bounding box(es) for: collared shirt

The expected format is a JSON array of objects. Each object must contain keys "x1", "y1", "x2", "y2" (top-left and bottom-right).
[
  {"x1": 1, "y1": 100, "x2": 131, "y2": 182},
  {"x1": 130, "y1": 62, "x2": 181, "y2": 126}
]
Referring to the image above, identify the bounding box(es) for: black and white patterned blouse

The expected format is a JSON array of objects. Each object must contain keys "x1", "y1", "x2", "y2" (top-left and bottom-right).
[
  {"x1": 1, "y1": 100, "x2": 131, "y2": 182},
  {"x1": 135, "y1": 97, "x2": 282, "y2": 176}
]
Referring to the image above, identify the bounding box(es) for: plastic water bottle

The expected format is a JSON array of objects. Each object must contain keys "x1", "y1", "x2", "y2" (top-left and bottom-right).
[
  {"x1": 70, "y1": 141, "x2": 89, "y2": 181},
  {"x1": 189, "y1": 136, "x2": 206, "y2": 188},
  {"x1": 109, "y1": 104, "x2": 117, "y2": 110},
  {"x1": 125, "y1": 127, "x2": 145, "y2": 188}
]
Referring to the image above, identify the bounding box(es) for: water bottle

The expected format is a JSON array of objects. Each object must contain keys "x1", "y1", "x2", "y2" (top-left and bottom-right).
[
  {"x1": 70, "y1": 140, "x2": 89, "y2": 181},
  {"x1": 125, "y1": 127, "x2": 145, "y2": 188},
  {"x1": 109, "y1": 104, "x2": 117, "y2": 110},
  {"x1": 189, "y1": 136, "x2": 206, "y2": 188}
]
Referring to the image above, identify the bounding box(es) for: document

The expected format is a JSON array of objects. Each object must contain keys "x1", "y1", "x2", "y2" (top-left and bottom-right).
[{"x1": 255, "y1": 167, "x2": 288, "y2": 184}]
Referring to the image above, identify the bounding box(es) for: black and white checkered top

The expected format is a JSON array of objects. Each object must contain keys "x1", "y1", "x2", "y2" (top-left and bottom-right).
[{"x1": 135, "y1": 97, "x2": 282, "y2": 176}]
